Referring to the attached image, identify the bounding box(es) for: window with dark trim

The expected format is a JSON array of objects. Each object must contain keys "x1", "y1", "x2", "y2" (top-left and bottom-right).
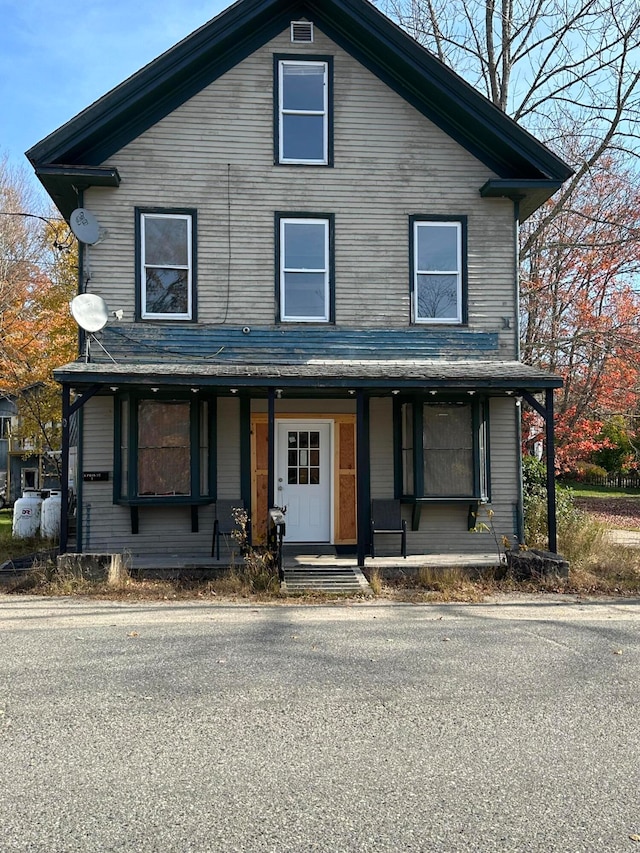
[
  {"x1": 396, "y1": 398, "x2": 489, "y2": 500},
  {"x1": 275, "y1": 56, "x2": 333, "y2": 165},
  {"x1": 276, "y1": 212, "x2": 334, "y2": 322},
  {"x1": 136, "y1": 209, "x2": 196, "y2": 321},
  {"x1": 114, "y1": 393, "x2": 215, "y2": 504},
  {"x1": 410, "y1": 216, "x2": 467, "y2": 324}
]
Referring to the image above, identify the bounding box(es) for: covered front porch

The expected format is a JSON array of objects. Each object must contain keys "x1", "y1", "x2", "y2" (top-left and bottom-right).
[{"x1": 55, "y1": 353, "x2": 562, "y2": 567}]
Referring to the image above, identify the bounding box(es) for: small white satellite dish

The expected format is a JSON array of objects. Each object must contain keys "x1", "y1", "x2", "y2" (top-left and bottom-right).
[
  {"x1": 69, "y1": 208, "x2": 101, "y2": 245},
  {"x1": 70, "y1": 293, "x2": 110, "y2": 332}
]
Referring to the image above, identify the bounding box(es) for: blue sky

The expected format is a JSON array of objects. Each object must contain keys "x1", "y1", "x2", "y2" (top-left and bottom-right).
[{"x1": 1, "y1": 0, "x2": 230, "y2": 203}]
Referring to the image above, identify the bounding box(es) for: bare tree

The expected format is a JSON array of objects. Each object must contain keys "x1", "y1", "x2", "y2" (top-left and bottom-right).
[
  {"x1": 379, "y1": 0, "x2": 640, "y2": 462},
  {"x1": 379, "y1": 0, "x2": 640, "y2": 234}
]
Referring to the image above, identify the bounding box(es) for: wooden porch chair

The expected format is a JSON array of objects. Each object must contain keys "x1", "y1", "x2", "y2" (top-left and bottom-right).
[
  {"x1": 212, "y1": 499, "x2": 244, "y2": 560},
  {"x1": 370, "y1": 499, "x2": 407, "y2": 558}
]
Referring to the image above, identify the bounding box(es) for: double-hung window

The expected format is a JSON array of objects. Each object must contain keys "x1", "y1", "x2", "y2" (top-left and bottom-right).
[
  {"x1": 412, "y1": 218, "x2": 465, "y2": 324},
  {"x1": 276, "y1": 58, "x2": 331, "y2": 165},
  {"x1": 137, "y1": 209, "x2": 195, "y2": 320},
  {"x1": 277, "y1": 215, "x2": 333, "y2": 322}
]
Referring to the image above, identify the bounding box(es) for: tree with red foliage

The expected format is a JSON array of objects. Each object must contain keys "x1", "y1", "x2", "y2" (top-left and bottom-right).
[{"x1": 521, "y1": 156, "x2": 640, "y2": 470}]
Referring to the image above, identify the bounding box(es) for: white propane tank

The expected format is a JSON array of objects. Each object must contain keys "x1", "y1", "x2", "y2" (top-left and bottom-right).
[
  {"x1": 41, "y1": 490, "x2": 62, "y2": 539},
  {"x1": 12, "y1": 489, "x2": 43, "y2": 539}
]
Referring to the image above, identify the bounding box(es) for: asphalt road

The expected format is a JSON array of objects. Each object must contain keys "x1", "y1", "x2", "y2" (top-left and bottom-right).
[{"x1": 0, "y1": 594, "x2": 639, "y2": 852}]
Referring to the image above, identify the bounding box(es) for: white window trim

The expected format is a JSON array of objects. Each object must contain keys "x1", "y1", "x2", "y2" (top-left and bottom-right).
[
  {"x1": 141, "y1": 212, "x2": 193, "y2": 320},
  {"x1": 278, "y1": 60, "x2": 328, "y2": 165},
  {"x1": 280, "y1": 217, "x2": 330, "y2": 322},
  {"x1": 413, "y1": 220, "x2": 463, "y2": 325}
]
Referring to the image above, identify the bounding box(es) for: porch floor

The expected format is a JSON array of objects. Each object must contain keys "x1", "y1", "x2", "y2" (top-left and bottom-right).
[{"x1": 131, "y1": 545, "x2": 498, "y2": 593}]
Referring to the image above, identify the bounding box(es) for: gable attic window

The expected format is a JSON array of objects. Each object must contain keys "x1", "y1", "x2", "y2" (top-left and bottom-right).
[
  {"x1": 291, "y1": 21, "x2": 314, "y2": 42},
  {"x1": 276, "y1": 58, "x2": 332, "y2": 165},
  {"x1": 136, "y1": 209, "x2": 196, "y2": 321}
]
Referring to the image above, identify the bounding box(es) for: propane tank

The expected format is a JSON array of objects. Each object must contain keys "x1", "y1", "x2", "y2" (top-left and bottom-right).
[
  {"x1": 41, "y1": 490, "x2": 62, "y2": 539},
  {"x1": 12, "y1": 489, "x2": 43, "y2": 539}
]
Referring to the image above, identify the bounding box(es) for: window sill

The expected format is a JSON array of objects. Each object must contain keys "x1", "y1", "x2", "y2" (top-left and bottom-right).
[
  {"x1": 400, "y1": 496, "x2": 484, "y2": 531},
  {"x1": 115, "y1": 498, "x2": 215, "y2": 535},
  {"x1": 116, "y1": 497, "x2": 215, "y2": 506}
]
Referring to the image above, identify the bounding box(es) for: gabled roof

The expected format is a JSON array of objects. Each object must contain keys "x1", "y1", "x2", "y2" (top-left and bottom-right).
[{"x1": 27, "y1": 0, "x2": 572, "y2": 219}]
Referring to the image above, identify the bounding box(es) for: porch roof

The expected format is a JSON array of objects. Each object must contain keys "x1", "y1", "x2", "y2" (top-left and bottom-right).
[{"x1": 54, "y1": 358, "x2": 562, "y2": 391}]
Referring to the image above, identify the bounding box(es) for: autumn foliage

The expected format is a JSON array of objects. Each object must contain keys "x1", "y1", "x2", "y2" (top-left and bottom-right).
[
  {"x1": 520, "y1": 157, "x2": 640, "y2": 472},
  {"x1": 0, "y1": 156, "x2": 76, "y2": 456}
]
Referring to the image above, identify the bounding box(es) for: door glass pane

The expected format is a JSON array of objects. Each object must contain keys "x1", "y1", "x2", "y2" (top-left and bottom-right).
[{"x1": 285, "y1": 429, "x2": 321, "y2": 487}]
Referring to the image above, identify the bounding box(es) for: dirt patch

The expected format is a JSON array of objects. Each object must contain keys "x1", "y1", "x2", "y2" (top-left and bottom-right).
[{"x1": 575, "y1": 497, "x2": 640, "y2": 529}]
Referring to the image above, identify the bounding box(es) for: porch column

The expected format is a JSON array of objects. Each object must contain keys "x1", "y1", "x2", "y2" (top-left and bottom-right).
[
  {"x1": 267, "y1": 388, "x2": 275, "y2": 511},
  {"x1": 522, "y1": 389, "x2": 558, "y2": 554},
  {"x1": 60, "y1": 384, "x2": 71, "y2": 554},
  {"x1": 545, "y1": 388, "x2": 558, "y2": 553},
  {"x1": 356, "y1": 390, "x2": 370, "y2": 568}
]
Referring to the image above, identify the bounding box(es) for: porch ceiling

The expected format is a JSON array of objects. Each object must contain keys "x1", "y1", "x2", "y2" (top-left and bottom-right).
[{"x1": 54, "y1": 358, "x2": 562, "y2": 392}]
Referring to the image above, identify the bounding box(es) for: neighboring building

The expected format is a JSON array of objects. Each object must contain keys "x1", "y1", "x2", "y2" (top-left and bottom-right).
[
  {"x1": 26, "y1": 0, "x2": 571, "y2": 563},
  {"x1": 0, "y1": 392, "x2": 60, "y2": 505}
]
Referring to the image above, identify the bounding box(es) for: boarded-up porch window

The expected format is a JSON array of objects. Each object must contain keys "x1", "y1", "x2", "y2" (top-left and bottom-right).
[
  {"x1": 423, "y1": 404, "x2": 473, "y2": 495},
  {"x1": 138, "y1": 401, "x2": 190, "y2": 496}
]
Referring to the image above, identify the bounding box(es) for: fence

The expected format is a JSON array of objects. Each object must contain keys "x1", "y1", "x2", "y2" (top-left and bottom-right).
[{"x1": 580, "y1": 474, "x2": 640, "y2": 489}]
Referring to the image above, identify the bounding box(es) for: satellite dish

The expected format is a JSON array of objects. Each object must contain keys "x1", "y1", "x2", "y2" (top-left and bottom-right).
[
  {"x1": 70, "y1": 293, "x2": 109, "y2": 332},
  {"x1": 69, "y1": 208, "x2": 101, "y2": 245}
]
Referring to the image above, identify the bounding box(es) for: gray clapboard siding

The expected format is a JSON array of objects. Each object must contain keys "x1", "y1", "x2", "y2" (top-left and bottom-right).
[
  {"x1": 84, "y1": 25, "x2": 516, "y2": 353},
  {"x1": 370, "y1": 397, "x2": 394, "y2": 498},
  {"x1": 217, "y1": 397, "x2": 241, "y2": 499}
]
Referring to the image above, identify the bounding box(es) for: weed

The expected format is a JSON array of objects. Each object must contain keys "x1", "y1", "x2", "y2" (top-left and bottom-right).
[
  {"x1": 231, "y1": 507, "x2": 280, "y2": 594},
  {"x1": 470, "y1": 506, "x2": 508, "y2": 565},
  {"x1": 368, "y1": 567, "x2": 383, "y2": 595}
]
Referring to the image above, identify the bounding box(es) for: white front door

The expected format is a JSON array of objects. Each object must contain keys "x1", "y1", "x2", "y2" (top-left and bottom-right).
[{"x1": 276, "y1": 421, "x2": 332, "y2": 542}]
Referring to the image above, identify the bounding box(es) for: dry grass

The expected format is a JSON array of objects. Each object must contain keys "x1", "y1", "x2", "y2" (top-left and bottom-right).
[{"x1": 4, "y1": 501, "x2": 640, "y2": 603}]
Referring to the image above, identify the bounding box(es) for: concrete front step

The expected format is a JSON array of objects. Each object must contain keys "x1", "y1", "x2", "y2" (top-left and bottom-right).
[{"x1": 282, "y1": 566, "x2": 371, "y2": 594}]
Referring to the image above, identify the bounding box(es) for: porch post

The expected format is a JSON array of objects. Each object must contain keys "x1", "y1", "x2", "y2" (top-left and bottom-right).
[
  {"x1": 239, "y1": 395, "x2": 251, "y2": 520},
  {"x1": 267, "y1": 388, "x2": 275, "y2": 511},
  {"x1": 545, "y1": 387, "x2": 558, "y2": 553},
  {"x1": 356, "y1": 390, "x2": 370, "y2": 568},
  {"x1": 60, "y1": 384, "x2": 71, "y2": 554}
]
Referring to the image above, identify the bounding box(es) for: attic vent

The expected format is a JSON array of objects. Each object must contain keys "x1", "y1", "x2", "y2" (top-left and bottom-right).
[{"x1": 291, "y1": 21, "x2": 314, "y2": 42}]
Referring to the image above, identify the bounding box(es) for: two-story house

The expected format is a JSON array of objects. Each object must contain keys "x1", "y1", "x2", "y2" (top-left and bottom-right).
[{"x1": 27, "y1": 0, "x2": 571, "y2": 566}]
